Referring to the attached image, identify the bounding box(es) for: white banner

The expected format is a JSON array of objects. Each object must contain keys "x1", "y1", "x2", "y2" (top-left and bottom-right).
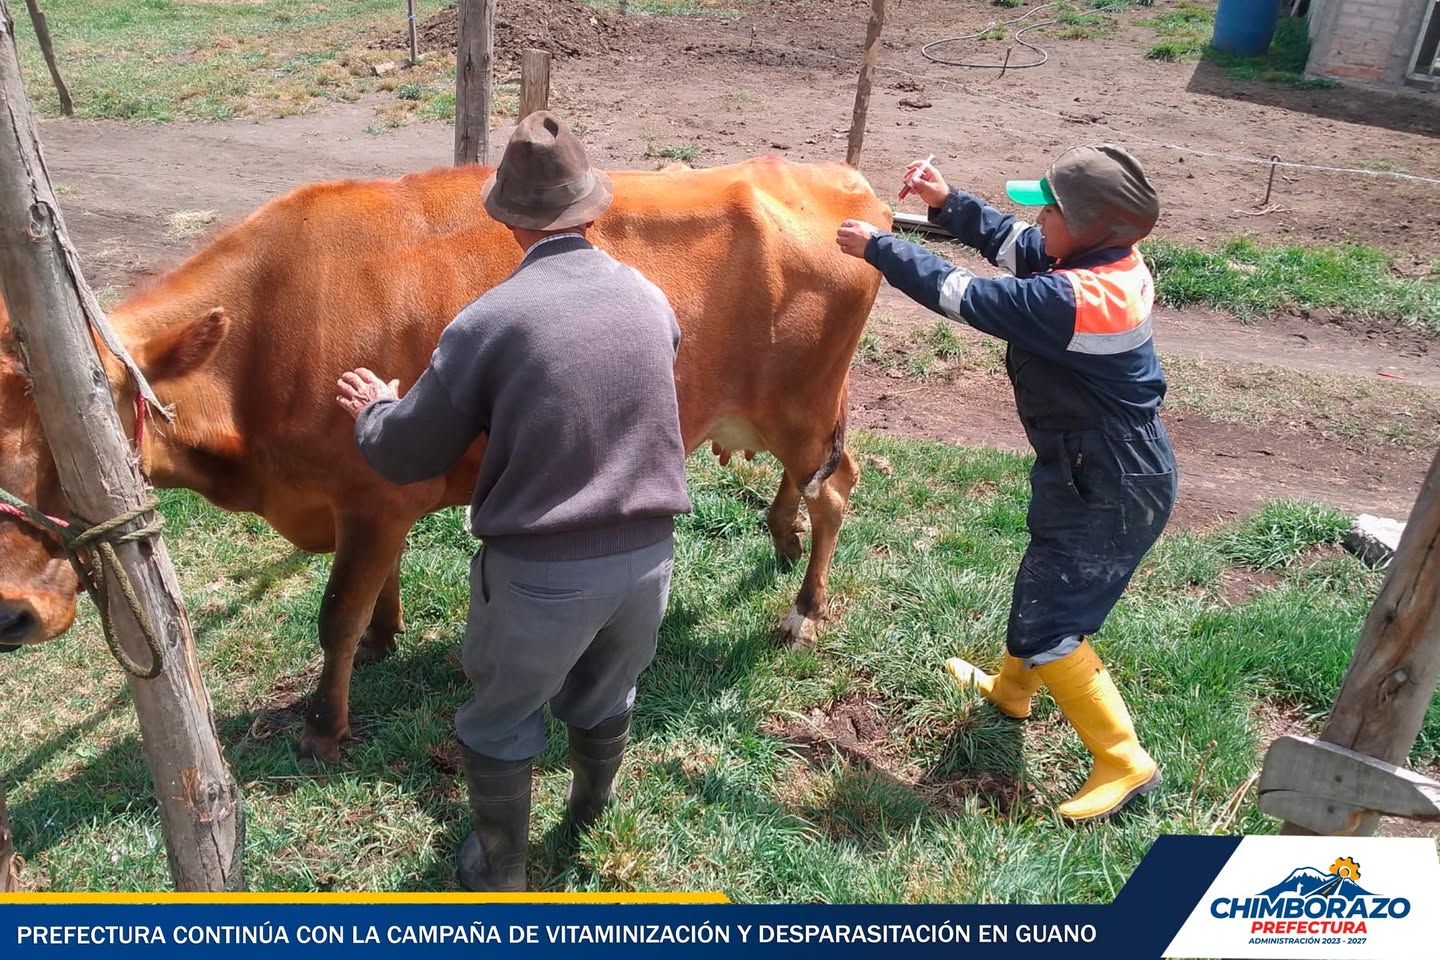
[{"x1": 1165, "y1": 836, "x2": 1440, "y2": 959}]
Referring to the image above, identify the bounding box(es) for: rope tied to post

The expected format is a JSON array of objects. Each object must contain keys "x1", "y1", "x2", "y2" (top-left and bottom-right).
[{"x1": 0, "y1": 485, "x2": 166, "y2": 679}]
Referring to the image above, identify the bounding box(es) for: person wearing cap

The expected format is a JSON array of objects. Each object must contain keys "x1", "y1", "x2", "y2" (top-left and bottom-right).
[
  {"x1": 835, "y1": 145, "x2": 1176, "y2": 823},
  {"x1": 335, "y1": 112, "x2": 691, "y2": 889}
]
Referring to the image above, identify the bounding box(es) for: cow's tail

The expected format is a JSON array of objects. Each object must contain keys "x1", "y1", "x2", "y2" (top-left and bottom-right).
[{"x1": 801, "y1": 392, "x2": 848, "y2": 499}]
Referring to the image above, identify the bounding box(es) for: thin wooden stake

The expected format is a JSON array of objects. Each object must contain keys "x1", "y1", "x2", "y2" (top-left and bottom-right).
[
  {"x1": 846, "y1": 0, "x2": 885, "y2": 168},
  {"x1": 0, "y1": 2, "x2": 243, "y2": 890},
  {"x1": 0, "y1": 789, "x2": 17, "y2": 892},
  {"x1": 454, "y1": 0, "x2": 495, "y2": 165},
  {"x1": 406, "y1": 0, "x2": 419, "y2": 66},
  {"x1": 22, "y1": 0, "x2": 69, "y2": 117},
  {"x1": 519, "y1": 48, "x2": 551, "y2": 120}
]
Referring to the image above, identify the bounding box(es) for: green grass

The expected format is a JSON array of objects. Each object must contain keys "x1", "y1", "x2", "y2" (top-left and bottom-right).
[
  {"x1": 1142, "y1": 237, "x2": 1440, "y2": 333},
  {"x1": 647, "y1": 143, "x2": 704, "y2": 164},
  {"x1": 1145, "y1": 39, "x2": 1207, "y2": 62},
  {"x1": 1044, "y1": 3, "x2": 1119, "y2": 41},
  {"x1": 1360, "y1": 159, "x2": 1410, "y2": 174},
  {"x1": 12, "y1": 0, "x2": 454, "y2": 122},
  {"x1": 1205, "y1": 16, "x2": 1338, "y2": 89},
  {"x1": 1215, "y1": 502, "x2": 1351, "y2": 571},
  {"x1": 3, "y1": 435, "x2": 1433, "y2": 895},
  {"x1": 1140, "y1": 1, "x2": 1215, "y2": 61},
  {"x1": 1139, "y1": 3, "x2": 1337, "y2": 87}
]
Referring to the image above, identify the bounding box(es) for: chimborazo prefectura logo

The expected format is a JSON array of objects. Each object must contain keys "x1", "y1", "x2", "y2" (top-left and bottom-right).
[{"x1": 1209, "y1": 857, "x2": 1411, "y2": 945}]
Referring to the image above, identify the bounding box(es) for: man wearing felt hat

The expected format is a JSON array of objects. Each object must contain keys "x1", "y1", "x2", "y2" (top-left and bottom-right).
[{"x1": 336, "y1": 112, "x2": 691, "y2": 890}]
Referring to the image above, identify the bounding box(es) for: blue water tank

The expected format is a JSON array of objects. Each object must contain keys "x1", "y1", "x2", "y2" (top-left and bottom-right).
[{"x1": 1212, "y1": 0, "x2": 1280, "y2": 57}]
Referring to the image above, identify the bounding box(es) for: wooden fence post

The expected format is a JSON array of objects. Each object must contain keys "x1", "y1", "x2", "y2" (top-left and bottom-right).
[
  {"x1": 22, "y1": 0, "x2": 70, "y2": 117},
  {"x1": 406, "y1": 0, "x2": 419, "y2": 65},
  {"x1": 519, "y1": 48, "x2": 551, "y2": 120},
  {"x1": 1266, "y1": 449, "x2": 1440, "y2": 836},
  {"x1": 0, "y1": 2, "x2": 243, "y2": 890},
  {"x1": 846, "y1": 0, "x2": 885, "y2": 167},
  {"x1": 0, "y1": 789, "x2": 17, "y2": 892},
  {"x1": 454, "y1": 0, "x2": 494, "y2": 165}
]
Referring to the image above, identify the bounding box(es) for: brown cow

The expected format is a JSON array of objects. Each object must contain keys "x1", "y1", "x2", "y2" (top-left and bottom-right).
[{"x1": 0, "y1": 156, "x2": 888, "y2": 761}]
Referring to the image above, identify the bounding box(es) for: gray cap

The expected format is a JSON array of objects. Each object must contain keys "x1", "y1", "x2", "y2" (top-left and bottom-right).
[{"x1": 1046, "y1": 144, "x2": 1160, "y2": 254}]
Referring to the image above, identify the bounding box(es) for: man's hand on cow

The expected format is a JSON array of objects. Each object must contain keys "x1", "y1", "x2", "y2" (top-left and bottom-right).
[
  {"x1": 836, "y1": 220, "x2": 881, "y2": 259},
  {"x1": 901, "y1": 158, "x2": 950, "y2": 209},
  {"x1": 336, "y1": 368, "x2": 400, "y2": 420}
]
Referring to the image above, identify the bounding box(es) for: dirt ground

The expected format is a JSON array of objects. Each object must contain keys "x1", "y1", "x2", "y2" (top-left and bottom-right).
[
  {"x1": 528, "y1": 0, "x2": 1440, "y2": 261},
  {"x1": 39, "y1": 0, "x2": 1440, "y2": 529}
]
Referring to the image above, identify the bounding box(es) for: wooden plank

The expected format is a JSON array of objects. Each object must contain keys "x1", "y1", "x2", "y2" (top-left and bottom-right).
[
  {"x1": 1281, "y1": 449, "x2": 1440, "y2": 836},
  {"x1": 454, "y1": 0, "x2": 494, "y2": 165},
  {"x1": 22, "y1": 0, "x2": 70, "y2": 117},
  {"x1": 519, "y1": 48, "x2": 551, "y2": 120},
  {"x1": 0, "y1": 2, "x2": 243, "y2": 890},
  {"x1": 845, "y1": 0, "x2": 885, "y2": 167},
  {"x1": 1260, "y1": 736, "x2": 1440, "y2": 834},
  {"x1": 892, "y1": 211, "x2": 955, "y2": 238}
]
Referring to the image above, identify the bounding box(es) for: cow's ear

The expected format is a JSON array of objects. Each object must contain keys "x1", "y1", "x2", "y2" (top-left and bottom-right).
[{"x1": 134, "y1": 307, "x2": 229, "y2": 382}]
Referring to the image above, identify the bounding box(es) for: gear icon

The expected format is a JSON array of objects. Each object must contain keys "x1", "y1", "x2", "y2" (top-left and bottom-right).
[{"x1": 1330, "y1": 857, "x2": 1361, "y2": 881}]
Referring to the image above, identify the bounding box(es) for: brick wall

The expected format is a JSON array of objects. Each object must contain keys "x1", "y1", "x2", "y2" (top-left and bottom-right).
[{"x1": 1309, "y1": 0, "x2": 1432, "y2": 85}]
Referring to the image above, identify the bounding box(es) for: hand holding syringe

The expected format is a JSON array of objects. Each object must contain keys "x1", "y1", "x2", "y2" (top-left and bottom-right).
[{"x1": 897, "y1": 155, "x2": 950, "y2": 208}]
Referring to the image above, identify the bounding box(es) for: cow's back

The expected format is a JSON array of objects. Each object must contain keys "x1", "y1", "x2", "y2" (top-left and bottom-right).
[{"x1": 599, "y1": 158, "x2": 889, "y2": 456}]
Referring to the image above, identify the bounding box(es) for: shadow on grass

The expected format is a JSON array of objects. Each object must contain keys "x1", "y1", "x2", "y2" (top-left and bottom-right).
[{"x1": 4, "y1": 545, "x2": 795, "y2": 887}]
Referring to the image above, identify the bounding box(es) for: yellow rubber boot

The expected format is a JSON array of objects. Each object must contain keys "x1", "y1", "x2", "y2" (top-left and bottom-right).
[
  {"x1": 945, "y1": 654, "x2": 1043, "y2": 720},
  {"x1": 1034, "y1": 640, "x2": 1160, "y2": 823}
]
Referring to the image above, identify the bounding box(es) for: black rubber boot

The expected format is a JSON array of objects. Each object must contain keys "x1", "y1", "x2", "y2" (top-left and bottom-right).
[
  {"x1": 566, "y1": 709, "x2": 632, "y2": 831},
  {"x1": 456, "y1": 745, "x2": 532, "y2": 892}
]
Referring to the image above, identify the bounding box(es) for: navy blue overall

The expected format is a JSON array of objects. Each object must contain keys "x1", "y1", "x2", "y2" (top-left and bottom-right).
[{"x1": 865, "y1": 190, "x2": 1177, "y2": 663}]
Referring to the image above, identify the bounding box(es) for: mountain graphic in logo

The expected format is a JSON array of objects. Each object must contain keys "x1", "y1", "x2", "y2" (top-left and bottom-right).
[{"x1": 1259, "y1": 857, "x2": 1374, "y2": 900}]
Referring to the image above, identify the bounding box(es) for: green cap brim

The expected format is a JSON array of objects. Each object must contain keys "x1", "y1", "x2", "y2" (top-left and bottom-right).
[{"x1": 1005, "y1": 178, "x2": 1056, "y2": 206}]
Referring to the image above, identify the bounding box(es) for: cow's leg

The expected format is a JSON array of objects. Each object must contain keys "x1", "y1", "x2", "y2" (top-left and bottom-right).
[
  {"x1": 300, "y1": 515, "x2": 411, "y2": 763},
  {"x1": 766, "y1": 470, "x2": 807, "y2": 564},
  {"x1": 355, "y1": 553, "x2": 404, "y2": 664},
  {"x1": 779, "y1": 450, "x2": 859, "y2": 648}
]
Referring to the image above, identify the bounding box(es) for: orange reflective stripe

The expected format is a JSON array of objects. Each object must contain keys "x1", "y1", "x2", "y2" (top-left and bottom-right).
[{"x1": 1062, "y1": 250, "x2": 1154, "y2": 336}]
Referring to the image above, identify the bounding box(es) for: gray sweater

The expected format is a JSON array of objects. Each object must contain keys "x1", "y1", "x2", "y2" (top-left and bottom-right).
[{"x1": 355, "y1": 234, "x2": 692, "y2": 560}]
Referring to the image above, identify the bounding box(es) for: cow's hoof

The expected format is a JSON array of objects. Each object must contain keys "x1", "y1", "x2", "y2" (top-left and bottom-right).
[
  {"x1": 777, "y1": 607, "x2": 817, "y2": 649},
  {"x1": 355, "y1": 629, "x2": 398, "y2": 664},
  {"x1": 297, "y1": 730, "x2": 344, "y2": 765}
]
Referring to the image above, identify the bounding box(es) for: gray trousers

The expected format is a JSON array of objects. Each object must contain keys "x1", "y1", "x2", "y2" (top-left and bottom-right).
[{"x1": 455, "y1": 537, "x2": 674, "y2": 761}]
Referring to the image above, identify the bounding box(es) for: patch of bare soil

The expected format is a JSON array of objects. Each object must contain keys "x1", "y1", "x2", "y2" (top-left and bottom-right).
[
  {"x1": 850, "y1": 363, "x2": 1431, "y2": 531},
  {"x1": 763, "y1": 696, "x2": 899, "y2": 773},
  {"x1": 245, "y1": 661, "x2": 324, "y2": 743},
  {"x1": 374, "y1": 0, "x2": 630, "y2": 68},
  {"x1": 762, "y1": 695, "x2": 1022, "y2": 818},
  {"x1": 527, "y1": 0, "x2": 1440, "y2": 257},
  {"x1": 1217, "y1": 567, "x2": 1284, "y2": 605},
  {"x1": 1253, "y1": 699, "x2": 1318, "y2": 749}
]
